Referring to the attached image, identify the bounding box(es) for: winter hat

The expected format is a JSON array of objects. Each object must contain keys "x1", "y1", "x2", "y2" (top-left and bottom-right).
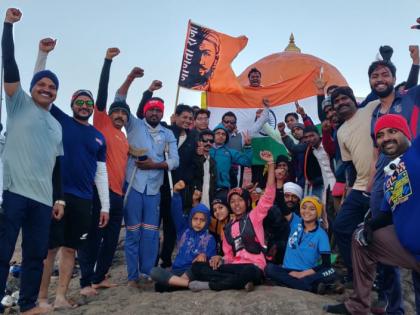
[
  {"x1": 321, "y1": 96, "x2": 332, "y2": 111},
  {"x1": 291, "y1": 122, "x2": 305, "y2": 131},
  {"x1": 143, "y1": 98, "x2": 164, "y2": 115},
  {"x1": 227, "y1": 187, "x2": 252, "y2": 212},
  {"x1": 213, "y1": 123, "x2": 229, "y2": 144},
  {"x1": 284, "y1": 182, "x2": 303, "y2": 200},
  {"x1": 301, "y1": 196, "x2": 323, "y2": 218},
  {"x1": 71, "y1": 89, "x2": 94, "y2": 105},
  {"x1": 30, "y1": 70, "x2": 59, "y2": 91},
  {"x1": 108, "y1": 101, "x2": 130, "y2": 117},
  {"x1": 330, "y1": 86, "x2": 357, "y2": 108},
  {"x1": 374, "y1": 114, "x2": 412, "y2": 141}
]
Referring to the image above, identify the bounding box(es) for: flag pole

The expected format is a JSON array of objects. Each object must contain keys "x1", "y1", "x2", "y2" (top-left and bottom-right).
[{"x1": 173, "y1": 85, "x2": 180, "y2": 113}]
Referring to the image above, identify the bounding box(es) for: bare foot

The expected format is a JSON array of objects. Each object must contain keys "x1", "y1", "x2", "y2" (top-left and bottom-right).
[
  {"x1": 21, "y1": 305, "x2": 53, "y2": 314},
  {"x1": 53, "y1": 297, "x2": 78, "y2": 310},
  {"x1": 80, "y1": 286, "x2": 98, "y2": 296},
  {"x1": 37, "y1": 299, "x2": 53, "y2": 311},
  {"x1": 127, "y1": 280, "x2": 141, "y2": 289},
  {"x1": 92, "y1": 279, "x2": 118, "y2": 289}
]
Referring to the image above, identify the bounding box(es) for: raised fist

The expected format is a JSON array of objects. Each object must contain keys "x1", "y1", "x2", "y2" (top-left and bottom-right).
[
  {"x1": 259, "y1": 150, "x2": 274, "y2": 163},
  {"x1": 128, "y1": 67, "x2": 144, "y2": 79},
  {"x1": 106, "y1": 47, "x2": 120, "y2": 60},
  {"x1": 149, "y1": 80, "x2": 163, "y2": 92},
  {"x1": 409, "y1": 45, "x2": 419, "y2": 64},
  {"x1": 314, "y1": 76, "x2": 327, "y2": 91},
  {"x1": 5, "y1": 8, "x2": 22, "y2": 23},
  {"x1": 39, "y1": 38, "x2": 56, "y2": 53},
  {"x1": 262, "y1": 98, "x2": 270, "y2": 108}
]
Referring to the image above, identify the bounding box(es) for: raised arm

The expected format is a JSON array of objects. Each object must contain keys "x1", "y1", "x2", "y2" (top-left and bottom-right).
[
  {"x1": 278, "y1": 122, "x2": 306, "y2": 153},
  {"x1": 2, "y1": 8, "x2": 22, "y2": 97},
  {"x1": 135, "y1": 80, "x2": 163, "y2": 119},
  {"x1": 34, "y1": 38, "x2": 56, "y2": 74},
  {"x1": 114, "y1": 67, "x2": 144, "y2": 103},
  {"x1": 247, "y1": 98, "x2": 270, "y2": 135},
  {"x1": 405, "y1": 45, "x2": 419, "y2": 90},
  {"x1": 249, "y1": 151, "x2": 275, "y2": 222},
  {"x1": 314, "y1": 76, "x2": 327, "y2": 122},
  {"x1": 96, "y1": 47, "x2": 120, "y2": 111}
]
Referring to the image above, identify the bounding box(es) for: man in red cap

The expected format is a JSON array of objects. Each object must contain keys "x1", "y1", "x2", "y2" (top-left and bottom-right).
[
  {"x1": 114, "y1": 78, "x2": 179, "y2": 287},
  {"x1": 325, "y1": 114, "x2": 420, "y2": 314}
]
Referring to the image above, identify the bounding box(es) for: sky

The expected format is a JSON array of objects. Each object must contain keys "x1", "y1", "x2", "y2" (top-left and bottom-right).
[{"x1": 1, "y1": 0, "x2": 419, "y2": 123}]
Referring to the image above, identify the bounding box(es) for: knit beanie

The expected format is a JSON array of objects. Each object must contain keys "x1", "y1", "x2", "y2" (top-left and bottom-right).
[
  {"x1": 301, "y1": 196, "x2": 323, "y2": 218},
  {"x1": 374, "y1": 114, "x2": 412, "y2": 141},
  {"x1": 71, "y1": 89, "x2": 94, "y2": 105},
  {"x1": 321, "y1": 96, "x2": 332, "y2": 111},
  {"x1": 30, "y1": 70, "x2": 59, "y2": 91},
  {"x1": 108, "y1": 101, "x2": 131, "y2": 118}
]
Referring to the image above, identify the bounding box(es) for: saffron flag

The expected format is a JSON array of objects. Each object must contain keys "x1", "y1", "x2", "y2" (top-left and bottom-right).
[
  {"x1": 178, "y1": 20, "x2": 248, "y2": 94},
  {"x1": 205, "y1": 70, "x2": 324, "y2": 164}
]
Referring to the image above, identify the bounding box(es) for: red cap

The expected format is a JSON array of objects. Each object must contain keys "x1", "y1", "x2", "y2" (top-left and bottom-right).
[
  {"x1": 143, "y1": 99, "x2": 164, "y2": 115},
  {"x1": 374, "y1": 114, "x2": 412, "y2": 140}
]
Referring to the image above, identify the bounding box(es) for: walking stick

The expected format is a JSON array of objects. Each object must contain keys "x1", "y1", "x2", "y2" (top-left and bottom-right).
[
  {"x1": 123, "y1": 146, "x2": 147, "y2": 207},
  {"x1": 165, "y1": 143, "x2": 174, "y2": 197}
]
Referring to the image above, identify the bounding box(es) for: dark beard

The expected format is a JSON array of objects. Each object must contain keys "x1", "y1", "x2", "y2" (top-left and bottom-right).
[
  {"x1": 373, "y1": 84, "x2": 394, "y2": 98},
  {"x1": 73, "y1": 112, "x2": 91, "y2": 121}
]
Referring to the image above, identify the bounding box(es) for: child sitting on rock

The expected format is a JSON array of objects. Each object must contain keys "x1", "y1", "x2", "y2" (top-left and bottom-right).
[
  {"x1": 150, "y1": 181, "x2": 216, "y2": 291},
  {"x1": 265, "y1": 196, "x2": 338, "y2": 294},
  {"x1": 188, "y1": 151, "x2": 275, "y2": 292}
]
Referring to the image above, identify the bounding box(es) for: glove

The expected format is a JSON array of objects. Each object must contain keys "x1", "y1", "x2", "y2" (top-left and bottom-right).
[{"x1": 354, "y1": 223, "x2": 373, "y2": 247}]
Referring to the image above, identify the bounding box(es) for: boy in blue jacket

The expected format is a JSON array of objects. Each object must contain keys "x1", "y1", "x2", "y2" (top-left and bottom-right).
[{"x1": 151, "y1": 181, "x2": 216, "y2": 291}]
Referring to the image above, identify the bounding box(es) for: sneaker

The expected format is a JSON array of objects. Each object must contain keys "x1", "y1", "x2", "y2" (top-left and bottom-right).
[{"x1": 1, "y1": 295, "x2": 14, "y2": 307}]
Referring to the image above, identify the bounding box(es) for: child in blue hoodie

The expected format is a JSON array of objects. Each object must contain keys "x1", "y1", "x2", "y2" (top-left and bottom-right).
[{"x1": 151, "y1": 181, "x2": 216, "y2": 291}]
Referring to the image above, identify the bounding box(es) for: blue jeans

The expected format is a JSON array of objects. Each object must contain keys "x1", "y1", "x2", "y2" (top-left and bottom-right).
[
  {"x1": 124, "y1": 188, "x2": 160, "y2": 280},
  {"x1": 0, "y1": 191, "x2": 52, "y2": 312},
  {"x1": 265, "y1": 263, "x2": 336, "y2": 292},
  {"x1": 78, "y1": 189, "x2": 124, "y2": 288},
  {"x1": 333, "y1": 189, "x2": 370, "y2": 280}
]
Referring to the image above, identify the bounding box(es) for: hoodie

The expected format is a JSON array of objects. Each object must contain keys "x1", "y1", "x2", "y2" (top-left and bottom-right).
[{"x1": 171, "y1": 193, "x2": 216, "y2": 274}]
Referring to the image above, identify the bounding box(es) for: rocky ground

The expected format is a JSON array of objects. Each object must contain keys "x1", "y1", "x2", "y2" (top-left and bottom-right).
[{"x1": 4, "y1": 235, "x2": 417, "y2": 315}]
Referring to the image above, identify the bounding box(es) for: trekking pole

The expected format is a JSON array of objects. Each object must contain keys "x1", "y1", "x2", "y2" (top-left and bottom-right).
[
  {"x1": 165, "y1": 143, "x2": 174, "y2": 197},
  {"x1": 123, "y1": 146, "x2": 147, "y2": 207}
]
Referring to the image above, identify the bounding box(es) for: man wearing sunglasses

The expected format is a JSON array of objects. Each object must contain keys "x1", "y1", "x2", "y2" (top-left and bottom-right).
[
  {"x1": 192, "y1": 130, "x2": 217, "y2": 208},
  {"x1": 36, "y1": 88, "x2": 110, "y2": 309}
]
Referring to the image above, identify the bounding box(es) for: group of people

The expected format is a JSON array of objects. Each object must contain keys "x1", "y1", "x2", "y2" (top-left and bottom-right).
[{"x1": 0, "y1": 7, "x2": 420, "y2": 315}]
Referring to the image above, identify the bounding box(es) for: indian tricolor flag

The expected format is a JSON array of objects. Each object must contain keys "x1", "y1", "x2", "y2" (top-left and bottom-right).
[{"x1": 204, "y1": 69, "x2": 322, "y2": 164}]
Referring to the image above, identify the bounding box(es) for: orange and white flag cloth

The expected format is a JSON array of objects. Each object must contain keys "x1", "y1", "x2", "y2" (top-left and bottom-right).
[{"x1": 178, "y1": 20, "x2": 248, "y2": 94}]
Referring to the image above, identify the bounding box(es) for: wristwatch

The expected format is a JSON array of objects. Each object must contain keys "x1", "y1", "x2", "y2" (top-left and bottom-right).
[{"x1": 54, "y1": 200, "x2": 66, "y2": 207}]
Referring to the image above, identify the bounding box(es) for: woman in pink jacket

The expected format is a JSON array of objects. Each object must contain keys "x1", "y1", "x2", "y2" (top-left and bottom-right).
[{"x1": 189, "y1": 151, "x2": 275, "y2": 292}]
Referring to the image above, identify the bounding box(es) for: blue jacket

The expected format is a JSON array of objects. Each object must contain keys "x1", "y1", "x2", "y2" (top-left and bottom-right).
[{"x1": 171, "y1": 193, "x2": 216, "y2": 273}]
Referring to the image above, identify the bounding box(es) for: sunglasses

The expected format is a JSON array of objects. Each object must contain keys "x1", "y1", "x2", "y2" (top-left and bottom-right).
[
  {"x1": 223, "y1": 120, "x2": 236, "y2": 125},
  {"x1": 74, "y1": 99, "x2": 94, "y2": 107},
  {"x1": 201, "y1": 139, "x2": 214, "y2": 143}
]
